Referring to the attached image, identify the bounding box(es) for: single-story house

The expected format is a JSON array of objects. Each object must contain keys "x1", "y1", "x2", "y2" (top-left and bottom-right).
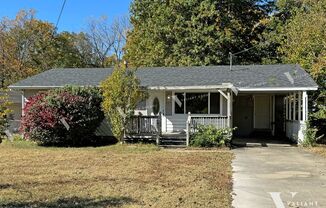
[{"x1": 8, "y1": 64, "x2": 318, "y2": 145}]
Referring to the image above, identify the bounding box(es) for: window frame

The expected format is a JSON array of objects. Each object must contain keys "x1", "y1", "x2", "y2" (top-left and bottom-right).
[{"x1": 172, "y1": 91, "x2": 222, "y2": 115}]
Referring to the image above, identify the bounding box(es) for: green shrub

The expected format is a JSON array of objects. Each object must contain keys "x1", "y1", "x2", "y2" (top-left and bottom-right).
[
  {"x1": 302, "y1": 121, "x2": 323, "y2": 147},
  {"x1": 190, "y1": 125, "x2": 235, "y2": 147},
  {"x1": 12, "y1": 134, "x2": 24, "y2": 142},
  {"x1": 21, "y1": 86, "x2": 105, "y2": 146}
]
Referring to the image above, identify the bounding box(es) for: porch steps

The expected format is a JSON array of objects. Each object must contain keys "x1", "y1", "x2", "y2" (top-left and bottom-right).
[
  {"x1": 159, "y1": 133, "x2": 187, "y2": 148},
  {"x1": 159, "y1": 144, "x2": 187, "y2": 148}
]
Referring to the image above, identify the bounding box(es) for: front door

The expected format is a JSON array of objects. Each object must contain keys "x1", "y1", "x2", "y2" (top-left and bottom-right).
[{"x1": 233, "y1": 96, "x2": 254, "y2": 136}]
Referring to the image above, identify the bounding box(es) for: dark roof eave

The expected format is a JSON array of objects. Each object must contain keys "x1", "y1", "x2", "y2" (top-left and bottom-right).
[{"x1": 9, "y1": 85, "x2": 318, "y2": 92}]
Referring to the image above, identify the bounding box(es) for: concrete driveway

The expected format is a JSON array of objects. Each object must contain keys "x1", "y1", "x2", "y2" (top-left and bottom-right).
[{"x1": 232, "y1": 142, "x2": 326, "y2": 208}]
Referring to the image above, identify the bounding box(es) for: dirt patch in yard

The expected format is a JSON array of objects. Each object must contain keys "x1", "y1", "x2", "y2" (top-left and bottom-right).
[
  {"x1": 0, "y1": 141, "x2": 233, "y2": 208},
  {"x1": 306, "y1": 145, "x2": 326, "y2": 158}
]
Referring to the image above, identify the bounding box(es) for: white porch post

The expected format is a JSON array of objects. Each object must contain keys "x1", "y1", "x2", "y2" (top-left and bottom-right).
[
  {"x1": 297, "y1": 91, "x2": 308, "y2": 143},
  {"x1": 293, "y1": 93, "x2": 296, "y2": 120},
  {"x1": 21, "y1": 90, "x2": 25, "y2": 116},
  {"x1": 302, "y1": 91, "x2": 308, "y2": 121},
  {"x1": 220, "y1": 94, "x2": 223, "y2": 115},
  {"x1": 186, "y1": 112, "x2": 191, "y2": 146},
  {"x1": 227, "y1": 91, "x2": 232, "y2": 128},
  {"x1": 285, "y1": 96, "x2": 288, "y2": 120},
  {"x1": 272, "y1": 95, "x2": 275, "y2": 136},
  {"x1": 289, "y1": 94, "x2": 292, "y2": 120},
  {"x1": 230, "y1": 91, "x2": 233, "y2": 128},
  {"x1": 218, "y1": 89, "x2": 228, "y2": 117},
  {"x1": 298, "y1": 92, "x2": 302, "y2": 121}
]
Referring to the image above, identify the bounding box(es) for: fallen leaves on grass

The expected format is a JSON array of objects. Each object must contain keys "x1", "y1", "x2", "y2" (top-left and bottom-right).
[{"x1": 0, "y1": 142, "x2": 233, "y2": 208}]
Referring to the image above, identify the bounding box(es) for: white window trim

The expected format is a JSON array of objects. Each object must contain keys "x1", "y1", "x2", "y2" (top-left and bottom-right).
[{"x1": 172, "y1": 91, "x2": 223, "y2": 115}]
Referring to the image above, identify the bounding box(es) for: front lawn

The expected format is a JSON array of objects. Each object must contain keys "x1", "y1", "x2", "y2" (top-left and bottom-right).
[
  {"x1": 306, "y1": 145, "x2": 326, "y2": 158},
  {"x1": 0, "y1": 141, "x2": 233, "y2": 208}
]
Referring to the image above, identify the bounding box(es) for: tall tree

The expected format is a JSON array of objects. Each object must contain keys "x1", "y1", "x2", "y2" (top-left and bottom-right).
[
  {"x1": 0, "y1": 10, "x2": 99, "y2": 86},
  {"x1": 0, "y1": 10, "x2": 55, "y2": 86},
  {"x1": 85, "y1": 16, "x2": 130, "y2": 67},
  {"x1": 265, "y1": 0, "x2": 326, "y2": 138},
  {"x1": 125, "y1": 0, "x2": 274, "y2": 67},
  {"x1": 100, "y1": 65, "x2": 143, "y2": 141},
  {"x1": 259, "y1": 0, "x2": 310, "y2": 64}
]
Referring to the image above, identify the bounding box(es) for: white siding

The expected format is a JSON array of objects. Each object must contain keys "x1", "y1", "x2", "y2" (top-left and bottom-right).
[
  {"x1": 146, "y1": 90, "x2": 165, "y2": 116},
  {"x1": 24, "y1": 89, "x2": 44, "y2": 99}
]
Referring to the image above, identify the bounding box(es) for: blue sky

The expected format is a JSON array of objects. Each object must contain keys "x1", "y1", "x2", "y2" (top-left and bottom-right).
[{"x1": 0, "y1": 0, "x2": 132, "y2": 32}]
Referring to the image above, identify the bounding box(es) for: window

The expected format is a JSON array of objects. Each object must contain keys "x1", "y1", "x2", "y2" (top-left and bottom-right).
[
  {"x1": 174, "y1": 93, "x2": 185, "y2": 114},
  {"x1": 174, "y1": 92, "x2": 221, "y2": 114},
  {"x1": 210, "y1": 93, "x2": 220, "y2": 114},
  {"x1": 136, "y1": 99, "x2": 146, "y2": 110},
  {"x1": 186, "y1": 93, "x2": 208, "y2": 114},
  {"x1": 152, "y1": 97, "x2": 160, "y2": 115}
]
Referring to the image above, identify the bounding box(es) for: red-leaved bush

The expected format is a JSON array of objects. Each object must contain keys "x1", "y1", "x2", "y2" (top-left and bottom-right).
[{"x1": 21, "y1": 86, "x2": 104, "y2": 146}]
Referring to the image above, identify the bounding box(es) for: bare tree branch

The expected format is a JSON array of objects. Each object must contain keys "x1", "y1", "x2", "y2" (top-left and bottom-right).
[{"x1": 85, "y1": 15, "x2": 130, "y2": 67}]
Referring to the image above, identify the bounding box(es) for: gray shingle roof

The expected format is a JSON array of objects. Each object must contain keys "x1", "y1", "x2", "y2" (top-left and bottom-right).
[{"x1": 9, "y1": 64, "x2": 318, "y2": 90}]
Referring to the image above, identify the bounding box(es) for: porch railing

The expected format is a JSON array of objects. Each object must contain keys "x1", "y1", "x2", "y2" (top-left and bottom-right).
[
  {"x1": 186, "y1": 113, "x2": 229, "y2": 146},
  {"x1": 126, "y1": 113, "x2": 162, "y2": 144}
]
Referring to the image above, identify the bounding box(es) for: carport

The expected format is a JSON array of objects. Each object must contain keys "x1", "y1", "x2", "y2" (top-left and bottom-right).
[{"x1": 232, "y1": 88, "x2": 315, "y2": 143}]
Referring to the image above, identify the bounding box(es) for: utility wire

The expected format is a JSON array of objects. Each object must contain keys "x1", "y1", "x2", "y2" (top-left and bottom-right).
[
  {"x1": 55, "y1": 0, "x2": 67, "y2": 31},
  {"x1": 0, "y1": 0, "x2": 69, "y2": 86},
  {"x1": 35, "y1": 0, "x2": 68, "y2": 56}
]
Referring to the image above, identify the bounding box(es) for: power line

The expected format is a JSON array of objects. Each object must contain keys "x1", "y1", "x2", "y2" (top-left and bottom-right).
[
  {"x1": 55, "y1": 0, "x2": 67, "y2": 31},
  {"x1": 37, "y1": 0, "x2": 67, "y2": 54},
  {"x1": 229, "y1": 46, "x2": 257, "y2": 71}
]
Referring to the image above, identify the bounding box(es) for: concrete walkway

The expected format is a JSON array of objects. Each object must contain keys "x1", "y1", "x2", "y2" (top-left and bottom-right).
[{"x1": 232, "y1": 143, "x2": 326, "y2": 208}]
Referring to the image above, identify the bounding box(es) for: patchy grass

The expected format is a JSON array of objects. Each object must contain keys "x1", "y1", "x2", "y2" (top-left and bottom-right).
[
  {"x1": 306, "y1": 145, "x2": 326, "y2": 158},
  {"x1": 0, "y1": 140, "x2": 233, "y2": 208}
]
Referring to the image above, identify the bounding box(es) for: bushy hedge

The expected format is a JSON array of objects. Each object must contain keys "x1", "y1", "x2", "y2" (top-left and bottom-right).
[
  {"x1": 302, "y1": 121, "x2": 323, "y2": 147},
  {"x1": 190, "y1": 125, "x2": 235, "y2": 147},
  {"x1": 21, "y1": 86, "x2": 105, "y2": 146}
]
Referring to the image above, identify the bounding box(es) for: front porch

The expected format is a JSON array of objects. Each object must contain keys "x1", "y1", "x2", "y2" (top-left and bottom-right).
[
  {"x1": 127, "y1": 86, "x2": 234, "y2": 146},
  {"x1": 126, "y1": 88, "x2": 310, "y2": 147},
  {"x1": 125, "y1": 113, "x2": 229, "y2": 147}
]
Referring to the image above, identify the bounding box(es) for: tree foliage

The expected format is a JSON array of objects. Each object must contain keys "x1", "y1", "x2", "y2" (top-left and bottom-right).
[
  {"x1": 101, "y1": 65, "x2": 143, "y2": 141},
  {"x1": 0, "y1": 10, "x2": 131, "y2": 87},
  {"x1": 277, "y1": 1, "x2": 326, "y2": 77},
  {"x1": 0, "y1": 10, "x2": 90, "y2": 86},
  {"x1": 0, "y1": 89, "x2": 11, "y2": 140},
  {"x1": 125, "y1": 0, "x2": 274, "y2": 67},
  {"x1": 266, "y1": 0, "x2": 326, "y2": 138},
  {"x1": 262, "y1": 0, "x2": 325, "y2": 86}
]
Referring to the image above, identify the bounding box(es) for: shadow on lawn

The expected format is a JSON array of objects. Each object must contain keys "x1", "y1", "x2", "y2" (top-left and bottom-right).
[
  {"x1": 0, "y1": 196, "x2": 137, "y2": 208},
  {"x1": 0, "y1": 183, "x2": 12, "y2": 190}
]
